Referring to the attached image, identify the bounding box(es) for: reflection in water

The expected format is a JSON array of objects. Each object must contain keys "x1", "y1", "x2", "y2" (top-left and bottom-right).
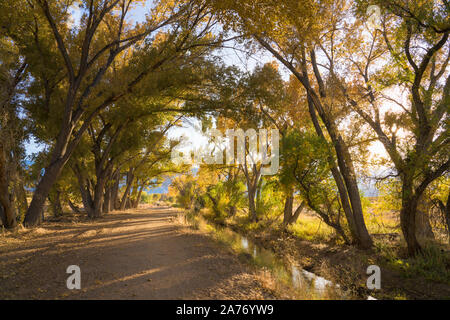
[
  {"x1": 241, "y1": 238, "x2": 249, "y2": 250},
  {"x1": 299, "y1": 269, "x2": 336, "y2": 292}
]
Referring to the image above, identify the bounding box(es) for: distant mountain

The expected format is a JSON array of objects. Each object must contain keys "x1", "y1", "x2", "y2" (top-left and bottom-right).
[
  {"x1": 146, "y1": 168, "x2": 199, "y2": 194},
  {"x1": 146, "y1": 178, "x2": 172, "y2": 194},
  {"x1": 147, "y1": 173, "x2": 380, "y2": 197}
]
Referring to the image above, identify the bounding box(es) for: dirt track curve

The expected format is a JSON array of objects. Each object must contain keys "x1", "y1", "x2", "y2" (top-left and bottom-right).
[{"x1": 0, "y1": 206, "x2": 275, "y2": 300}]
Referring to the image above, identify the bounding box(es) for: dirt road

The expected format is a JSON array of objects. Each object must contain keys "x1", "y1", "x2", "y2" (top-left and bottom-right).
[{"x1": 0, "y1": 206, "x2": 275, "y2": 300}]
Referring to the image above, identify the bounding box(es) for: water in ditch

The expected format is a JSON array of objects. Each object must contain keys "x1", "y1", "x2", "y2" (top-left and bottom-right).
[{"x1": 185, "y1": 214, "x2": 352, "y2": 299}]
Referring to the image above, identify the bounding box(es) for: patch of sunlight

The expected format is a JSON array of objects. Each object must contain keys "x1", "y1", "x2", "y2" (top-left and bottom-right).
[{"x1": 84, "y1": 267, "x2": 164, "y2": 291}]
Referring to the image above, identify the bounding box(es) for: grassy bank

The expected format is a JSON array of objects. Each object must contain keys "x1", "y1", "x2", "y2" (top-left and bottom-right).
[
  {"x1": 175, "y1": 210, "x2": 346, "y2": 300},
  {"x1": 186, "y1": 207, "x2": 450, "y2": 300}
]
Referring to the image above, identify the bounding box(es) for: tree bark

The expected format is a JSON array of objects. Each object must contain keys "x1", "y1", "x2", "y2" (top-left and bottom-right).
[
  {"x1": 400, "y1": 180, "x2": 422, "y2": 256},
  {"x1": 111, "y1": 170, "x2": 121, "y2": 211},
  {"x1": 248, "y1": 186, "x2": 258, "y2": 222},
  {"x1": 92, "y1": 175, "x2": 106, "y2": 218},
  {"x1": 283, "y1": 194, "x2": 294, "y2": 226},
  {"x1": 306, "y1": 94, "x2": 372, "y2": 248},
  {"x1": 48, "y1": 188, "x2": 63, "y2": 217},
  {"x1": 290, "y1": 201, "x2": 305, "y2": 225},
  {"x1": 206, "y1": 191, "x2": 220, "y2": 216},
  {"x1": 73, "y1": 164, "x2": 95, "y2": 218},
  {"x1": 415, "y1": 195, "x2": 435, "y2": 241},
  {"x1": 14, "y1": 179, "x2": 28, "y2": 221},
  {"x1": 24, "y1": 149, "x2": 70, "y2": 226},
  {"x1": 129, "y1": 179, "x2": 139, "y2": 208},
  {"x1": 120, "y1": 169, "x2": 134, "y2": 211},
  {"x1": 243, "y1": 163, "x2": 261, "y2": 222},
  {"x1": 0, "y1": 143, "x2": 17, "y2": 228},
  {"x1": 0, "y1": 186, "x2": 16, "y2": 229},
  {"x1": 444, "y1": 192, "x2": 450, "y2": 243},
  {"x1": 103, "y1": 186, "x2": 111, "y2": 213},
  {"x1": 125, "y1": 197, "x2": 132, "y2": 209},
  {"x1": 283, "y1": 193, "x2": 305, "y2": 227},
  {"x1": 311, "y1": 95, "x2": 372, "y2": 248},
  {"x1": 228, "y1": 205, "x2": 237, "y2": 217},
  {"x1": 0, "y1": 205, "x2": 5, "y2": 227},
  {"x1": 68, "y1": 199, "x2": 81, "y2": 214},
  {"x1": 133, "y1": 184, "x2": 145, "y2": 208}
]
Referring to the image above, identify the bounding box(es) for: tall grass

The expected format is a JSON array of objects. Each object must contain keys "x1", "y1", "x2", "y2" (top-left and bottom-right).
[{"x1": 376, "y1": 242, "x2": 450, "y2": 284}]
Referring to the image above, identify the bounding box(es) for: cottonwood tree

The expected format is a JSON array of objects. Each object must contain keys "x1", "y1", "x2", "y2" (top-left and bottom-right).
[
  {"x1": 66, "y1": 51, "x2": 220, "y2": 217},
  {"x1": 0, "y1": 36, "x2": 29, "y2": 228},
  {"x1": 204, "y1": 0, "x2": 374, "y2": 248},
  {"x1": 340, "y1": 0, "x2": 450, "y2": 255},
  {"x1": 245, "y1": 64, "x2": 310, "y2": 227},
  {"x1": 1, "y1": 0, "x2": 228, "y2": 226},
  {"x1": 282, "y1": 128, "x2": 351, "y2": 244},
  {"x1": 210, "y1": 65, "x2": 283, "y2": 222}
]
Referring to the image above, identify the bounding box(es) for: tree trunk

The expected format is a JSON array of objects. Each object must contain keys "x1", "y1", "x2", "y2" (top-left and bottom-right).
[
  {"x1": 0, "y1": 189, "x2": 16, "y2": 229},
  {"x1": 306, "y1": 95, "x2": 368, "y2": 247},
  {"x1": 24, "y1": 156, "x2": 68, "y2": 226},
  {"x1": 400, "y1": 181, "x2": 422, "y2": 256},
  {"x1": 415, "y1": 196, "x2": 435, "y2": 241},
  {"x1": 445, "y1": 192, "x2": 450, "y2": 243},
  {"x1": 248, "y1": 186, "x2": 257, "y2": 222},
  {"x1": 0, "y1": 143, "x2": 17, "y2": 228},
  {"x1": 243, "y1": 164, "x2": 260, "y2": 223},
  {"x1": 68, "y1": 199, "x2": 81, "y2": 214},
  {"x1": 14, "y1": 179, "x2": 28, "y2": 221},
  {"x1": 120, "y1": 170, "x2": 134, "y2": 211},
  {"x1": 23, "y1": 102, "x2": 80, "y2": 227},
  {"x1": 133, "y1": 184, "x2": 145, "y2": 208},
  {"x1": 228, "y1": 205, "x2": 237, "y2": 217},
  {"x1": 110, "y1": 187, "x2": 117, "y2": 211},
  {"x1": 329, "y1": 134, "x2": 373, "y2": 249},
  {"x1": 80, "y1": 185, "x2": 94, "y2": 218},
  {"x1": 206, "y1": 191, "x2": 220, "y2": 216},
  {"x1": 283, "y1": 193, "x2": 305, "y2": 227},
  {"x1": 0, "y1": 205, "x2": 5, "y2": 227},
  {"x1": 111, "y1": 170, "x2": 120, "y2": 211},
  {"x1": 103, "y1": 186, "x2": 111, "y2": 214},
  {"x1": 290, "y1": 201, "x2": 305, "y2": 225},
  {"x1": 49, "y1": 189, "x2": 63, "y2": 217},
  {"x1": 435, "y1": 193, "x2": 450, "y2": 242},
  {"x1": 283, "y1": 194, "x2": 294, "y2": 226},
  {"x1": 73, "y1": 165, "x2": 95, "y2": 218},
  {"x1": 304, "y1": 50, "x2": 372, "y2": 249},
  {"x1": 92, "y1": 178, "x2": 105, "y2": 218},
  {"x1": 123, "y1": 196, "x2": 131, "y2": 209}
]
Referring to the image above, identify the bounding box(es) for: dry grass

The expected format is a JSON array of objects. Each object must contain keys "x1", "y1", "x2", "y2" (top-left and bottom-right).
[
  {"x1": 288, "y1": 214, "x2": 338, "y2": 243},
  {"x1": 177, "y1": 210, "x2": 347, "y2": 300},
  {"x1": 191, "y1": 204, "x2": 450, "y2": 300}
]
